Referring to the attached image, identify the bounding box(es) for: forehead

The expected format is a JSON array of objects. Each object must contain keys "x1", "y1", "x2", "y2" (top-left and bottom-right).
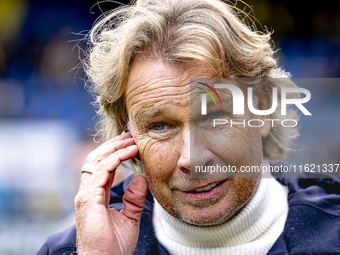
[{"x1": 125, "y1": 57, "x2": 216, "y2": 111}]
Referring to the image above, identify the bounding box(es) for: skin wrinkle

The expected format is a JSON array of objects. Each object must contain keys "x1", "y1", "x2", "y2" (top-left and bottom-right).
[
  {"x1": 125, "y1": 56, "x2": 270, "y2": 226},
  {"x1": 129, "y1": 93, "x2": 190, "y2": 130},
  {"x1": 134, "y1": 105, "x2": 186, "y2": 130}
]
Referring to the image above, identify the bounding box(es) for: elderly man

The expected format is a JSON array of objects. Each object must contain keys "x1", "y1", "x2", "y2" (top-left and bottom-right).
[{"x1": 38, "y1": 0, "x2": 340, "y2": 254}]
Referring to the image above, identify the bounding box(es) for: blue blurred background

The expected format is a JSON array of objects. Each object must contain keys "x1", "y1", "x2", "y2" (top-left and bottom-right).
[{"x1": 0, "y1": 0, "x2": 339, "y2": 254}]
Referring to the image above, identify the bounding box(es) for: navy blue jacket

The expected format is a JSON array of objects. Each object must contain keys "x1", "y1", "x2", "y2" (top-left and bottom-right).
[{"x1": 38, "y1": 171, "x2": 340, "y2": 255}]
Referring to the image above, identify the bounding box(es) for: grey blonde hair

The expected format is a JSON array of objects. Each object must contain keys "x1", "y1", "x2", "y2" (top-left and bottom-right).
[{"x1": 84, "y1": 0, "x2": 299, "y2": 167}]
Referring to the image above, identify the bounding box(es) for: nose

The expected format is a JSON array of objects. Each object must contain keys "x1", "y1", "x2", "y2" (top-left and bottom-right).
[{"x1": 177, "y1": 125, "x2": 215, "y2": 174}]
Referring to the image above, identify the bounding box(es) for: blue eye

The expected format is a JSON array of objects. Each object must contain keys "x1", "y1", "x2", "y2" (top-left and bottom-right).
[
  {"x1": 207, "y1": 111, "x2": 227, "y2": 119},
  {"x1": 200, "y1": 111, "x2": 229, "y2": 123},
  {"x1": 208, "y1": 111, "x2": 222, "y2": 119},
  {"x1": 152, "y1": 123, "x2": 165, "y2": 130}
]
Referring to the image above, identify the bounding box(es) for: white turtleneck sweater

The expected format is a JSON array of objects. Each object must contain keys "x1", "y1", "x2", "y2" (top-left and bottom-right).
[{"x1": 152, "y1": 173, "x2": 289, "y2": 255}]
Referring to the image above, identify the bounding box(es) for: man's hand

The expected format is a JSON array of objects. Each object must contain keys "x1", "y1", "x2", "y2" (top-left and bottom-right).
[{"x1": 75, "y1": 132, "x2": 147, "y2": 255}]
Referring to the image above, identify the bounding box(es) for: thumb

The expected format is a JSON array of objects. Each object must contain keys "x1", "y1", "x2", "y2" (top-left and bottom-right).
[{"x1": 120, "y1": 175, "x2": 148, "y2": 223}]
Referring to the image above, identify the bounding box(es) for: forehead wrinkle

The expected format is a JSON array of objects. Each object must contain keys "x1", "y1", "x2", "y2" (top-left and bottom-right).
[
  {"x1": 127, "y1": 84, "x2": 191, "y2": 113},
  {"x1": 126, "y1": 64, "x2": 191, "y2": 92},
  {"x1": 133, "y1": 98, "x2": 190, "y2": 127},
  {"x1": 126, "y1": 78, "x2": 191, "y2": 105}
]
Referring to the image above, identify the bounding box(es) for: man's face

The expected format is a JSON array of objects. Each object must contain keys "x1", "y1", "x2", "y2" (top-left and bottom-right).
[{"x1": 125, "y1": 57, "x2": 270, "y2": 225}]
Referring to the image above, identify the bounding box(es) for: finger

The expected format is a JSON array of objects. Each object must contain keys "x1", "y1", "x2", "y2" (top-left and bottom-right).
[
  {"x1": 96, "y1": 138, "x2": 135, "y2": 161},
  {"x1": 96, "y1": 145, "x2": 138, "y2": 173},
  {"x1": 86, "y1": 132, "x2": 133, "y2": 164},
  {"x1": 120, "y1": 175, "x2": 147, "y2": 223},
  {"x1": 79, "y1": 133, "x2": 135, "y2": 191},
  {"x1": 104, "y1": 170, "x2": 116, "y2": 207},
  {"x1": 79, "y1": 145, "x2": 138, "y2": 193},
  {"x1": 86, "y1": 132, "x2": 132, "y2": 163},
  {"x1": 75, "y1": 169, "x2": 111, "y2": 211},
  {"x1": 76, "y1": 170, "x2": 114, "y2": 208},
  {"x1": 79, "y1": 172, "x2": 92, "y2": 191}
]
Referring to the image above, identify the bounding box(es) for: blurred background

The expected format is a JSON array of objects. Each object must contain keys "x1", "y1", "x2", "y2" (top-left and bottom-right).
[{"x1": 0, "y1": 0, "x2": 339, "y2": 254}]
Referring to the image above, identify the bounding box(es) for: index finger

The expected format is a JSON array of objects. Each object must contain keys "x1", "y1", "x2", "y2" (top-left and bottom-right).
[{"x1": 86, "y1": 132, "x2": 133, "y2": 164}]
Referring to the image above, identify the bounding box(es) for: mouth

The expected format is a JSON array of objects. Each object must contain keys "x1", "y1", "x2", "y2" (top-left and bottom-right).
[
  {"x1": 185, "y1": 180, "x2": 226, "y2": 193},
  {"x1": 180, "y1": 179, "x2": 229, "y2": 201}
]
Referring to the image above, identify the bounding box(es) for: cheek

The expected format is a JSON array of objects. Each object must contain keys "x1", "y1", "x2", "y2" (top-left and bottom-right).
[
  {"x1": 140, "y1": 140, "x2": 179, "y2": 206},
  {"x1": 232, "y1": 177, "x2": 259, "y2": 205},
  {"x1": 130, "y1": 127, "x2": 178, "y2": 182},
  {"x1": 211, "y1": 126, "x2": 262, "y2": 164},
  {"x1": 142, "y1": 141, "x2": 178, "y2": 178}
]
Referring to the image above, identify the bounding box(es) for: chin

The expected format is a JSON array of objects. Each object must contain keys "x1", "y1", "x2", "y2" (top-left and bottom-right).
[{"x1": 173, "y1": 200, "x2": 243, "y2": 226}]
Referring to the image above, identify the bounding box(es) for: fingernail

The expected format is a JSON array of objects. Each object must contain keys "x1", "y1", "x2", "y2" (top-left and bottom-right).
[{"x1": 121, "y1": 130, "x2": 126, "y2": 135}]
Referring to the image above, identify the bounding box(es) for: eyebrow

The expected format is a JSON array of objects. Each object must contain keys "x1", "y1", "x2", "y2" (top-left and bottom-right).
[
  {"x1": 134, "y1": 107, "x2": 168, "y2": 127},
  {"x1": 204, "y1": 92, "x2": 234, "y2": 107},
  {"x1": 133, "y1": 92, "x2": 234, "y2": 127},
  {"x1": 216, "y1": 91, "x2": 233, "y2": 101}
]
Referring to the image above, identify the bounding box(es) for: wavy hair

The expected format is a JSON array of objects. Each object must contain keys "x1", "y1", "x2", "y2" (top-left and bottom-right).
[{"x1": 84, "y1": 0, "x2": 299, "y2": 171}]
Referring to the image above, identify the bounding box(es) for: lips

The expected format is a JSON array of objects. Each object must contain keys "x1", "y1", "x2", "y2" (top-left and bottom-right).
[
  {"x1": 181, "y1": 179, "x2": 228, "y2": 194},
  {"x1": 186, "y1": 180, "x2": 225, "y2": 193},
  {"x1": 179, "y1": 178, "x2": 229, "y2": 201}
]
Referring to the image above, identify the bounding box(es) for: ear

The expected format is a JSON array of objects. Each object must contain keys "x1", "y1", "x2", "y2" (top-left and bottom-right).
[{"x1": 257, "y1": 83, "x2": 271, "y2": 139}]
